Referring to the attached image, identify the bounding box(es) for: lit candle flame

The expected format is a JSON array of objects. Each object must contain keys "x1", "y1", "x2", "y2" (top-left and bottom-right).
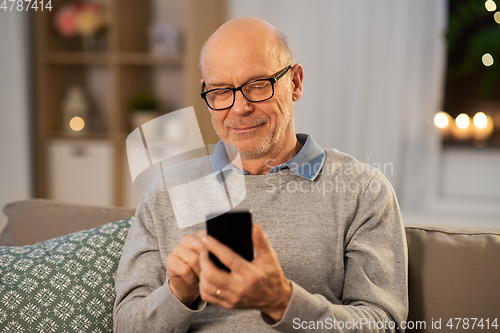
[
  {"x1": 434, "y1": 112, "x2": 449, "y2": 129},
  {"x1": 473, "y1": 112, "x2": 488, "y2": 129},
  {"x1": 455, "y1": 114, "x2": 470, "y2": 129}
]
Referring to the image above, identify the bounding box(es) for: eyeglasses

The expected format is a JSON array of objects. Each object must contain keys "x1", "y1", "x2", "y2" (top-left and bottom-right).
[{"x1": 200, "y1": 65, "x2": 291, "y2": 111}]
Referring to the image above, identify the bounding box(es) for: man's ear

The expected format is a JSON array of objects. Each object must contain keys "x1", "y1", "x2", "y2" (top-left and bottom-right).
[
  {"x1": 200, "y1": 79, "x2": 213, "y2": 115},
  {"x1": 290, "y1": 64, "x2": 304, "y2": 102}
]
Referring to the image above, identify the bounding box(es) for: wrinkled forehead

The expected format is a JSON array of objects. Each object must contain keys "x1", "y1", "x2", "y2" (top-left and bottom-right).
[{"x1": 201, "y1": 29, "x2": 283, "y2": 82}]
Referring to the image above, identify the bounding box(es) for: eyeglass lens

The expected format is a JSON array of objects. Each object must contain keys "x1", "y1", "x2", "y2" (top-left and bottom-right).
[{"x1": 205, "y1": 80, "x2": 273, "y2": 110}]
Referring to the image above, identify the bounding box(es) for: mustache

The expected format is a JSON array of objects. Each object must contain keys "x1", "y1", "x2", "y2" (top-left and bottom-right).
[{"x1": 224, "y1": 115, "x2": 268, "y2": 128}]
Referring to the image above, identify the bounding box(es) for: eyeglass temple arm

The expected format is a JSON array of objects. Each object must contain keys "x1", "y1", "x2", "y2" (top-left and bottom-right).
[{"x1": 273, "y1": 65, "x2": 291, "y2": 82}]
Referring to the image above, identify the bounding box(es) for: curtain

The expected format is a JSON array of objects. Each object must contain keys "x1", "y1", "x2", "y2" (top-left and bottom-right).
[
  {"x1": 228, "y1": 0, "x2": 448, "y2": 210},
  {"x1": 0, "y1": 11, "x2": 32, "y2": 231}
]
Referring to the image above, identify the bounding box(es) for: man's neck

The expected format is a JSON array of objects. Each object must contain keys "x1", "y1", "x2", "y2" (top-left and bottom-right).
[{"x1": 227, "y1": 136, "x2": 303, "y2": 175}]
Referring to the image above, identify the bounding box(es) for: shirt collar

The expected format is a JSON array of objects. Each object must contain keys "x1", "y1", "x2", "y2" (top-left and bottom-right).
[{"x1": 209, "y1": 133, "x2": 325, "y2": 181}]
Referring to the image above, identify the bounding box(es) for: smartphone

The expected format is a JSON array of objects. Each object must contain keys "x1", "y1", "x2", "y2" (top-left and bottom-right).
[{"x1": 206, "y1": 211, "x2": 253, "y2": 272}]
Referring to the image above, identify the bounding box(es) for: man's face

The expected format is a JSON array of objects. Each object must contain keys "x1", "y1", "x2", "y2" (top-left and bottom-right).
[{"x1": 202, "y1": 39, "x2": 296, "y2": 160}]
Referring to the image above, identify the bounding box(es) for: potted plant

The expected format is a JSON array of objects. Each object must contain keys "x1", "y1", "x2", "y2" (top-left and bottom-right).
[{"x1": 130, "y1": 92, "x2": 160, "y2": 130}]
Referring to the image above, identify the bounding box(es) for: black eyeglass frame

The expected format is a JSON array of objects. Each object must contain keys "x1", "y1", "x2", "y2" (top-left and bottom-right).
[{"x1": 200, "y1": 65, "x2": 292, "y2": 111}]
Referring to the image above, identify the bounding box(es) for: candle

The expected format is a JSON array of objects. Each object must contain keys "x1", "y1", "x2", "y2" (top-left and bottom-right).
[
  {"x1": 450, "y1": 113, "x2": 472, "y2": 140},
  {"x1": 434, "y1": 111, "x2": 452, "y2": 139},
  {"x1": 472, "y1": 112, "x2": 494, "y2": 141}
]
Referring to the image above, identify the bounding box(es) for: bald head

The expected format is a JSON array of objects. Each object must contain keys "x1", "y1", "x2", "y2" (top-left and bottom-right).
[
  {"x1": 200, "y1": 17, "x2": 293, "y2": 77},
  {"x1": 199, "y1": 17, "x2": 304, "y2": 165}
]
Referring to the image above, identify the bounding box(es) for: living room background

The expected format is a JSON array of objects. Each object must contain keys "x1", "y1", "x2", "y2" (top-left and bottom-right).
[{"x1": 1, "y1": 0, "x2": 499, "y2": 233}]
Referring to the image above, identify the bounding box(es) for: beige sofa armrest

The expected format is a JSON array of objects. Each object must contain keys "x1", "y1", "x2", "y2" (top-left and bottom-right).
[
  {"x1": 0, "y1": 199, "x2": 135, "y2": 246},
  {"x1": 406, "y1": 226, "x2": 500, "y2": 329}
]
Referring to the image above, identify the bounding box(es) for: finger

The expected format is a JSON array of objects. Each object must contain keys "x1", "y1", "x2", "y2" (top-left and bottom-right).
[
  {"x1": 195, "y1": 230, "x2": 207, "y2": 238},
  {"x1": 181, "y1": 234, "x2": 206, "y2": 254},
  {"x1": 252, "y1": 224, "x2": 273, "y2": 257},
  {"x1": 166, "y1": 254, "x2": 199, "y2": 286},
  {"x1": 201, "y1": 235, "x2": 247, "y2": 273},
  {"x1": 198, "y1": 284, "x2": 232, "y2": 307},
  {"x1": 198, "y1": 252, "x2": 241, "y2": 309},
  {"x1": 197, "y1": 273, "x2": 241, "y2": 310},
  {"x1": 199, "y1": 287, "x2": 235, "y2": 309},
  {"x1": 171, "y1": 245, "x2": 202, "y2": 276},
  {"x1": 198, "y1": 251, "x2": 229, "y2": 301},
  {"x1": 199, "y1": 249, "x2": 228, "y2": 282}
]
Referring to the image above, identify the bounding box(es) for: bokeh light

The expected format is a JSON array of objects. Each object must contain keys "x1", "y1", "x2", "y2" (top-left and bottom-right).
[
  {"x1": 494, "y1": 11, "x2": 500, "y2": 23},
  {"x1": 434, "y1": 112, "x2": 449, "y2": 128},
  {"x1": 69, "y1": 116, "x2": 85, "y2": 131},
  {"x1": 473, "y1": 112, "x2": 488, "y2": 129},
  {"x1": 485, "y1": 0, "x2": 497, "y2": 11},
  {"x1": 482, "y1": 53, "x2": 494, "y2": 66},
  {"x1": 455, "y1": 114, "x2": 470, "y2": 129}
]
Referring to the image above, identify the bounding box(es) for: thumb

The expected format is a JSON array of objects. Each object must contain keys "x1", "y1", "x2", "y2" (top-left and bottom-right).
[{"x1": 252, "y1": 224, "x2": 272, "y2": 257}]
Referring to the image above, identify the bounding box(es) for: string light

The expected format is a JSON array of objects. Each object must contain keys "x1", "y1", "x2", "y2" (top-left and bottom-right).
[
  {"x1": 485, "y1": 0, "x2": 497, "y2": 12},
  {"x1": 482, "y1": 53, "x2": 494, "y2": 66},
  {"x1": 473, "y1": 112, "x2": 488, "y2": 129},
  {"x1": 494, "y1": 11, "x2": 500, "y2": 23},
  {"x1": 434, "y1": 112, "x2": 449, "y2": 128},
  {"x1": 455, "y1": 114, "x2": 470, "y2": 129}
]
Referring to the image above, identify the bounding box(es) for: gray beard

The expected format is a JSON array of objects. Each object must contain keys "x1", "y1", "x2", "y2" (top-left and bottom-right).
[{"x1": 215, "y1": 112, "x2": 294, "y2": 161}]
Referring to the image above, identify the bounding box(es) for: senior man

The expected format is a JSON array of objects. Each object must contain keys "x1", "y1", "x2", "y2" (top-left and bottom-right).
[{"x1": 114, "y1": 17, "x2": 408, "y2": 332}]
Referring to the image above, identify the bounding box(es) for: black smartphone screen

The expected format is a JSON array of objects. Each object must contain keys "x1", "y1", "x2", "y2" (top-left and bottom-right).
[{"x1": 206, "y1": 211, "x2": 253, "y2": 272}]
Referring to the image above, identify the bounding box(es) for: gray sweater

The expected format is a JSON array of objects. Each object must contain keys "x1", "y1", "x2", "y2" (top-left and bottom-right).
[{"x1": 114, "y1": 149, "x2": 408, "y2": 332}]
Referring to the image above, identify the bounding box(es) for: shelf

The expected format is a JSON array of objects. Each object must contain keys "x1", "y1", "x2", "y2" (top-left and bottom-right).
[
  {"x1": 35, "y1": 0, "x2": 226, "y2": 206},
  {"x1": 46, "y1": 52, "x2": 110, "y2": 65},
  {"x1": 119, "y1": 53, "x2": 184, "y2": 67},
  {"x1": 45, "y1": 52, "x2": 184, "y2": 67},
  {"x1": 48, "y1": 131, "x2": 111, "y2": 140},
  {"x1": 443, "y1": 140, "x2": 500, "y2": 149}
]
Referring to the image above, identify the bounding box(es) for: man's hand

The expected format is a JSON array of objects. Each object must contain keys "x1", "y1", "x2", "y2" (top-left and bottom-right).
[
  {"x1": 166, "y1": 230, "x2": 206, "y2": 307},
  {"x1": 198, "y1": 224, "x2": 292, "y2": 322}
]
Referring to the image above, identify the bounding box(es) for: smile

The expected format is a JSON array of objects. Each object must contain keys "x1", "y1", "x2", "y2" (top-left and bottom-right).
[{"x1": 231, "y1": 124, "x2": 262, "y2": 133}]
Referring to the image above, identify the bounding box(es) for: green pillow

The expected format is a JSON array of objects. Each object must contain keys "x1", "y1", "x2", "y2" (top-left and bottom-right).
[{"x1": 0, "y1": 217, "x2": 132, "y2": 332}]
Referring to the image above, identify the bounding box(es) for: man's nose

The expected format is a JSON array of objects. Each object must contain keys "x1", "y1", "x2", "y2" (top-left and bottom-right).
[{"x1": 231, "y1": 90, "x2": 253, "y2": 114}]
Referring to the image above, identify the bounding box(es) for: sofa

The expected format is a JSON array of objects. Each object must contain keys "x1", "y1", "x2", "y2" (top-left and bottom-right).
[{"x1": 1, "y1": 199, "x2": 499, "y2": 332}]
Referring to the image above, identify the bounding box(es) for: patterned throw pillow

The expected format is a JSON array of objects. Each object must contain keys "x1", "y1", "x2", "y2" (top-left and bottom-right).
[{"x1": 0, "y1": 217, "x2": 133, "y2": 333}]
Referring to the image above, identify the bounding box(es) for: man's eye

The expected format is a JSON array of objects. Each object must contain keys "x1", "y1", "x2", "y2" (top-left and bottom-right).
[
  {"x1": 247, "y1": 83, "x2": 268, "y2": 91},
  {"x1": 214, "y1": 90, "x2": 231, "y2": 96}
]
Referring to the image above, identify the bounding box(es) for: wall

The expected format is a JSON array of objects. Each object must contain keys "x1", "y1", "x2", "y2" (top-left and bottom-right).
[{"x1": 0, "y1": 11, "x2": 32, "y2": 232}]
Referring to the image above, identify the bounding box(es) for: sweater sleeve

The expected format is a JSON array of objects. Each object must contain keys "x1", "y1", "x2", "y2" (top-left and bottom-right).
[
  {"x1": 266, "y1": 171, "x2": 409, "y2": 333},
  {"x1": 113, "y1": 188, "x2": 207, "y2": 333}
]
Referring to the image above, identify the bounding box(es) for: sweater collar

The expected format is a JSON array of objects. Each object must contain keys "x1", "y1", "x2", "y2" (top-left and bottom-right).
[{"x1": 209, "y1": 133, "x2": 325, "y2": 181}]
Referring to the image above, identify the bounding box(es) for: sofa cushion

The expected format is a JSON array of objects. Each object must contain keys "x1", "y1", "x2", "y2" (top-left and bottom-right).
[
  {"x1": 406, "y1": 226, "x2": 500, "y2": 330},
  {"x1": 0, "y1": 217, "x2": 133, "y2": 332},
  {"x1": 0, "y1": 199, "x2": 135, "y2": 246}
]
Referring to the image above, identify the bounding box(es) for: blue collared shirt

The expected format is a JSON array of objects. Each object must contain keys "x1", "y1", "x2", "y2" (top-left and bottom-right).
[{"x1": 209, "y1": 133, "x2": 326, "y2": 181}]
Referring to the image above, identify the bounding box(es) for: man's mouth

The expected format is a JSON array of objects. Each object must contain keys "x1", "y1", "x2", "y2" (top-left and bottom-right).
[{"x1": 231, "y1": 124, "x2": 261, "y2": 133}]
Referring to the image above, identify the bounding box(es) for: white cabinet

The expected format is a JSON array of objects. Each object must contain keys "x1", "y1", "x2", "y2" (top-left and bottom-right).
[{"x1": 47, "y1": 140, "x2": 113, "y2": 207}]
